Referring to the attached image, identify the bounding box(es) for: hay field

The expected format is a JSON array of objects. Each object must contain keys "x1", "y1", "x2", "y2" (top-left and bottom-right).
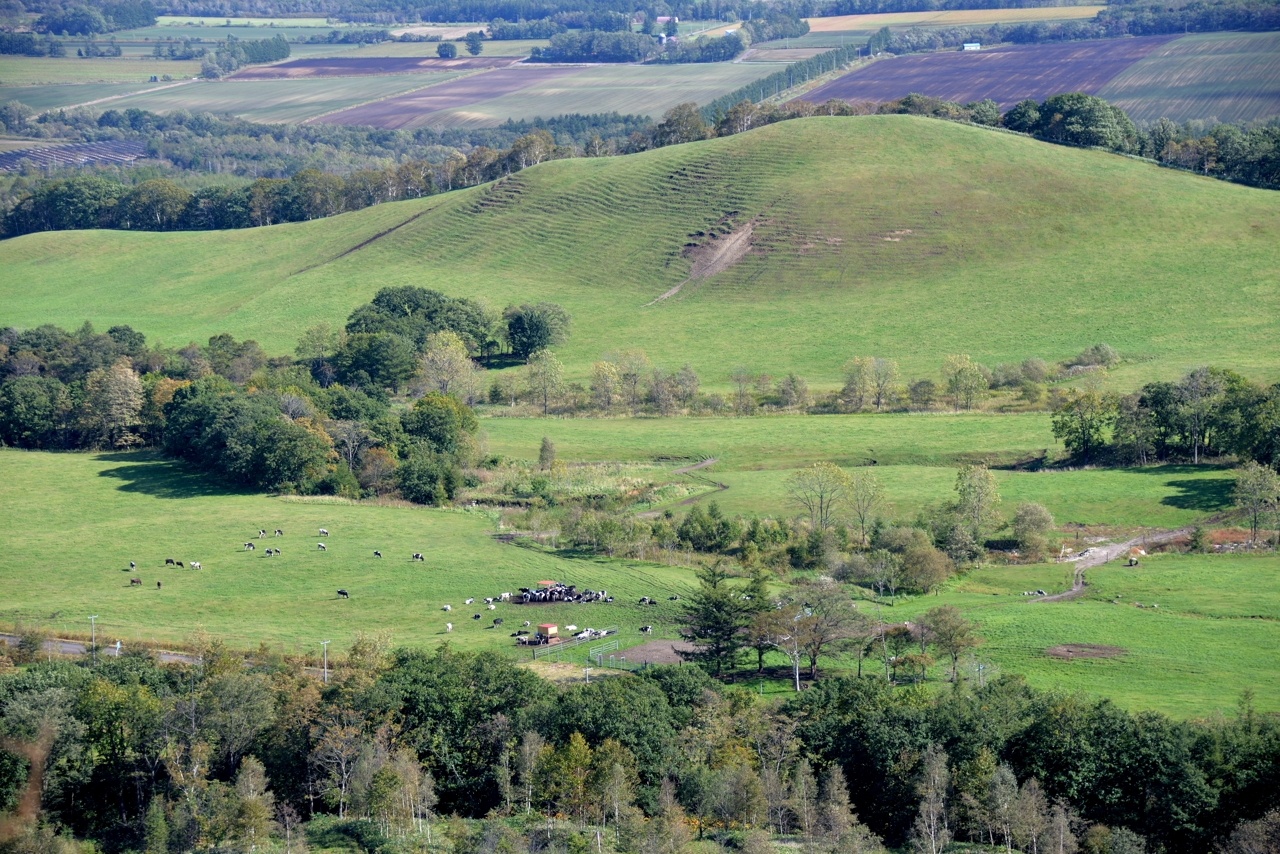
[
  {"x1": 0, "y1": 80, "x2": 170, "y2": 110},
  {"x1": 1096, "y1": 31, "x2": 1280, "y2": 123},
  {"x1": 805, "y1": 5, "x2": 1104, "y2": 33},
  {"x1": 103, "y1": 72, "x2": 467, "y2": 123},
  {"x1": 3, "y1": 117, "x2": 1280, "y2": 387}
]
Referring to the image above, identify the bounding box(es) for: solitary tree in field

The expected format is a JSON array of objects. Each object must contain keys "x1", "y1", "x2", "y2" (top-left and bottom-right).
[
  {"x1": 1234, "y1": 461, "x2": 1280, "y2": 543},
  {"x1": 464, "y1": 30, "x2": 484, "y2": 54},
  {"x1": 841, "y1": 357, "x2": 872, "y2": 411},
  {"x1": 955, "y1": 465, "x2": 1001, "y2": 543},
  {"x1": 847, "y1": 469, "x2": 883, "y2": 547},
  {"x1": 524, "y1": 349, "x2": 563, "y2": 415},
  {"x1": 943, "y1": 354, "x2": 987, "y2": 411},
  {"x1": 679, "y1": 562, "x2": 749, "y2": 676},
  {"x1": 921, "y1": 605, "x2": 980, "y2": 681},
  {"x1": 787, "y1": 462, "x2": 851, "y2": 530},
  {"x1": 539, "y1": 436, "x2": 556, "y2": 470},
  {"x1": 871, "y1": 358, "x2": 899, "y2": 411},
  {"x1": 591, "y1": 360, "x2": 621, "y2": 411}
]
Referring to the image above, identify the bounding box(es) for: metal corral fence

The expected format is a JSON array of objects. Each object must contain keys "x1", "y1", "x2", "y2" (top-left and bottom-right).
[{"x1": 530, "y1": 626, "x2": 619, "y2": 660}]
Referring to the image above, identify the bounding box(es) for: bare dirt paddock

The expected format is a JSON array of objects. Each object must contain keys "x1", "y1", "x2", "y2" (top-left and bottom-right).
[
  {"x1": 311, "y1": 65, "x2": 584, "y2": 128},
  {"x1": 231, "y1": 55, "x2": 520, "y2": 80},
  {"x1": 620, "y1": 639, "x2": 695, "y2": 665},
  {"x1": 801, "y1": 35, "x2": 1178, "y2": 109}
]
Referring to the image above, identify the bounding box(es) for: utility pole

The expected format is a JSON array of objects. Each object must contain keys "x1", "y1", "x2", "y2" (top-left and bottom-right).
[
  {"x1": 89, "y1": 616, "x2": 98, "y2": 666},
  {"x1": 321, "y1": 640, "x2": 331, "y2": 684}
]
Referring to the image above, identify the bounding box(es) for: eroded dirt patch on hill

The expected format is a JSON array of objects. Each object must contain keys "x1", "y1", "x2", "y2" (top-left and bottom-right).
[
  {"x1": 647, "y1": 218, "x2": 756, "y2": 305},
  {"x1": 1045, "y1": 644, "x2": 1126, "y2": 660}
]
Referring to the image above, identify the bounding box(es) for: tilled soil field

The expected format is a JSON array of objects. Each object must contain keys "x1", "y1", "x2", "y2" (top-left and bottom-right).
[
  {"x1": 231, "y1": 55, "x2": 521, "y2": 79},
  {"x1": 801, "y1": 35, "x2": 1178, "y2": 109},
  {"x1": 311, "y1": 65, "x2": 585, "y2": 128}
]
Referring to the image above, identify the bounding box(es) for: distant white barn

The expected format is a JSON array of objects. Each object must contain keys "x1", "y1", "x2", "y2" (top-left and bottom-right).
[{"x1": 962, "y1": 42, "x2": 981, "y2": 50}]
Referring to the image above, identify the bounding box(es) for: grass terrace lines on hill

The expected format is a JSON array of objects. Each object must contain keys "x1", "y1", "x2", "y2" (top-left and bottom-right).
[{"x1": 2, "y1": 117, "x2": 1279, "y2": 387}]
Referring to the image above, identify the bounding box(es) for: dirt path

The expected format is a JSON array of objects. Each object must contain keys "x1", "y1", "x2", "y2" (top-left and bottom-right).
[
  {"x1": 646, "y1": 221, "x2": 754, "y2": 305},
  {"x1": 49, "y1": 79, "x2": 198, "y2": 114},
  {"x1": 1036, "y1": 526, "x2": 1190, "y2": 602},
  {"x1": 671, "y1": 458, "x2": 718, "y2": 475},
  {"x1": 636, "y1": 459, "x2": 725, "y2": 517}
]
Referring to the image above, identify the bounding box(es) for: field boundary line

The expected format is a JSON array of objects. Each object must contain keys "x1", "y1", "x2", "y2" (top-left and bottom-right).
[{"x1": 290, "y1": 206, "x2": 435, "y2": 275}]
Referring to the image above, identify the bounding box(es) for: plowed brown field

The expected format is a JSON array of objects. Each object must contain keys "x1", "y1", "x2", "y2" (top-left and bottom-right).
[
  {"x1": 801, "y1": 35, "x2": 1178, "y2": 109},
  {"x1": 231, "y1": 55, "x2": 520, "y2": 79},
  {"x1": 311, "y1": 65, "x2": 585, "y2": 128}
]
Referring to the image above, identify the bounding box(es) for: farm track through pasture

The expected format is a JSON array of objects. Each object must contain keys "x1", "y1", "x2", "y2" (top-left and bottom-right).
[{"x1": 1037, "y1": 527, "x2": 1192, "y2": 602}]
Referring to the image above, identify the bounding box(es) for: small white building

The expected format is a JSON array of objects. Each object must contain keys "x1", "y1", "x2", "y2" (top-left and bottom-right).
[{"x1": 962, "y1": 42, "x2": 981, "y2": 50}]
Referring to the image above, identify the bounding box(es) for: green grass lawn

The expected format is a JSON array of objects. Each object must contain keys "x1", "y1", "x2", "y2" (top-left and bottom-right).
[
  {"x1": 1097, "y1": 31, "x2": 1280, "y2": 123},
  {"x1": 0, "y1": 80, "x2": 169, "y2": 110},
  {"x1": 0, "y1": 56, "x2": 203, "y2": 87},
  {"x1": 0, "y1": 449, "x2": 692, "y2": 656},
  {"x1": 3, "y1": 118, "x2": 1276, "y2": 389}
]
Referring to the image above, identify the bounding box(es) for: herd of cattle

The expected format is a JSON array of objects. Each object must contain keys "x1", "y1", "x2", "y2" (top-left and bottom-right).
[{"x1": 120, "y1": 528, "x2": 676, "y2": 639}]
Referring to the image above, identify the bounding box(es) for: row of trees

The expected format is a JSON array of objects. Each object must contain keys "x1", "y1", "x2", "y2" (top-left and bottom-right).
[{"x1": 1, "y1": 628, "x2": 1277, "y2": 854}]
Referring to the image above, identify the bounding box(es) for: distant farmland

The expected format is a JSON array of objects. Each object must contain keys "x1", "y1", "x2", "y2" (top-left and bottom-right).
[
  {"x1": 230, "y1": 55, "x2": 519, "y2": 80},
  {"x1": 805, "y1": 6, "x2": 1105, "y2": 34},
  {"x1": 1096, "y1": 31, "x2": 1280, "y2": 123},
  {"x1": 317, "y1": 63, "x2": 782, "y2": 128},
  {"x1": 803, "y1": 36, "x2": 1177, "y2": 109}
]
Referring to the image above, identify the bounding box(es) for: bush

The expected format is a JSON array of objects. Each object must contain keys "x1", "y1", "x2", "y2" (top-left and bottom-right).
[
  {"x1": 437, "y1": 41, "x2": 457, "y2": 58},
  {"x1": 396, "y1": 448, "x2": 461, "y2": 505}
]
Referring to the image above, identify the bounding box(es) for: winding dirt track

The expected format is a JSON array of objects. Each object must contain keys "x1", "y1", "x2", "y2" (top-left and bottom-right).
[{"x1": 1036, "y1": 526, "x2": 1191, "y2": 602}]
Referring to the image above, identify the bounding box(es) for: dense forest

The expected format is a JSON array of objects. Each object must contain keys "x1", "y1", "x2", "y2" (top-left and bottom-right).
[{"x1": 0, "y1": 630, "x2": 1277, "y2": 854}]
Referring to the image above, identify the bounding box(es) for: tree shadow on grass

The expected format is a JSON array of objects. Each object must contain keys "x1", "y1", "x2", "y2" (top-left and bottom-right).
[
  {"x1": 95, "y1": 451, "x2": 253, "y2": 500},
  {"x1": 1160, "y1": 477, "x2": 1235, "y2": 512}
]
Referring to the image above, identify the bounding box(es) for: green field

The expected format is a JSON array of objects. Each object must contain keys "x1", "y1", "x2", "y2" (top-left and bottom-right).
[
  {"x1": 890, "y1": 553, "x2": 1280, "y2": 717},
  {"x1": 102, "y1": 72, "x2": 467, "y2": 123},
  {"x1": 804, "y1": 6, "x2": 1106, "y2": 35},
  {"x1": 482, "y1": 413, "x2": 1235, "y2": 526},
  {"x1": 0, "y1": 449, "x2": 691, "y2": 655},
  {"x1": 1, "y1": 447, "x2": 1272, "y2": 717},
  {"x1": 1097, "y1": 31, "x2": 1280, "y2": 123},
  {"x1": 411, "y1": 63, "x2": 786, "y2": 127},
  {"x1": 0, "y1": 56, "x2": 202, "y2": 87},
  {"x1": 3, "y1": 118, "x2": 1277, "y2": 390},
  {"x1": 0, "y1": 80, "x2": 171, "y2": 110}
]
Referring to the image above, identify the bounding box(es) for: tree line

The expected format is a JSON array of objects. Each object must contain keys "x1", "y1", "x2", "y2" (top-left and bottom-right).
[
  {"x1": 0, "y1": 622, "x2": 1277, "y2": 854},
  {"x1": 33, "y1": 0, "x2": 156, "y2": 34}
]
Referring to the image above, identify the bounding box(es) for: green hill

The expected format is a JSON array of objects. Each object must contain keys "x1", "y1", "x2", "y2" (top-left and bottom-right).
[{"x1": 2, "y1": 116, "x2": 1278, "y2": 387}]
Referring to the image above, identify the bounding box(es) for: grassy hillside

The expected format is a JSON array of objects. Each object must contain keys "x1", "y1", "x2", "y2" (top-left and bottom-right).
[{"x1": 2, "y1": 116, "x2": 1278, "y2": 387}]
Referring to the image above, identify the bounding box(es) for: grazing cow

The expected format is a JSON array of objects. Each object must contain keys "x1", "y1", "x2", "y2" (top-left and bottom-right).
[
  {"x1": 157, "y1": 581, "x2": 162, "y2": 589},
  {"x1": 265, "y1": 548, "x2": 274, "y2": 556},
  {"x1": 484, "y1": 597, "x2": 494, "y2": 604},
  {"x1": 130, "y1": 578, "x2": 141, "y2": 586},
  {"x1": 244, "y1": 542, "x2": 254, "y2": 550},
  {"x1": 465, "y1": 597, "x2": 474, "y2": 605},
  {"x1": 446, "y1": 623, "x2": 453, "y2": 632},
  {"x1": 640, "y1": 625, "x2": 653, "y2": 634},
  {"x1": 165, "y1": 558, "x2": 175, "y2": 566},
  {"x1": 668, "y1": 595, "x2": 679, "y2": 601},
  {"x1": 175, "y1": 561, "x2": 184, "y2": 568},
  {"x1": 412, "y1": 553, "x2": 424, "y2": 561},
  {"x1": 442, "y1": 604, "x2": 452, "y2": 612},
  {"x1": 319, "y1": 528, "x2": 329, "y2": 537},
  {"x1": 129, "y1": 561, "x2": 136, "y2": 570},
  {"x1": 639, "y1": 597, "x2": 651, "y2": 604},
  {"x1": 523, "y1": 621, "x2": 531, "y2": 627},
  {"x1": 190, "y1": 562, "x2": 201, "y2": 570},
  {"x1": 274, "y1": 529, "x2": 283, "y2": 536},
  {"x1": 258, "y1": 530, "x2": 266, "y2": 538},
  {"x1": 337, "y1": 589, "x2": 349, "y2": 599},
  {"x1": 494, "y1": 618, "x2": 504, "y2": 626},
  {"x1": 374, "y1": 550, "x2": 382, "y2": 558},
  {"x1": 472, "y1": 614, "x2": 481, "y2": 620},
  {"x1": 317, "y1": 543, "x2": 327, "y2": 551},
  {"x1": 487, "y1": 603, "x2": 496, "y2": 610},
  {"x1": 500, "y1": 592, "x2": 511, "y2": 600}
]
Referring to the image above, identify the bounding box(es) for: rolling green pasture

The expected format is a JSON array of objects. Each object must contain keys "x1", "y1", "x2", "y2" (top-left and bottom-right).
[
  {"x1": 416, "y1": 63, "x2": 784, "y2": 127},
  {"x1": 1097, "y1": 31, "x2": 1280, "y2": 123},
  {"x1": 0, "y1": 56, "x2": 201, "y2": 87},
  {"x1": 482, "y1": 413, "x2": 1234, "y2": 526},
  {"x1": 888, "y1": 553, "x2": 1280, "y2": 717},
  {"x1": 2, "y1": 118, "x2": 1279, "y2": 388},
  {"x1": 0, "y1": 449, "x2": 690, "y2": 655},
  {"x1": 0, "y1": 447, "x2": 1270, "y2": 717},
  {"x1": 104, "y1": 73, "x2": 466, "y2": 123}
]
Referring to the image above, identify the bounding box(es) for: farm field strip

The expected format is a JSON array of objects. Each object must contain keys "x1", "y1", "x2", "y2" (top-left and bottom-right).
[
  {"x1": 1096, "y1": 31, "x2": 1280, "y2": 123},
  {"x1": 367, "y1": 62, "x2": 787, "y2": 128},
  {"x1": 803, "y1": 35, "x2": 1177, "y2": 109},
  {"x1": 0, "y1": 80, "x2": 169, "y2": 110},
  {"x1": 805, "y1": 6, "x2": 1105, "y2": 32},
  {"x1": 313, "y1": 65, "x2": 586, "y2": 128},
  {"x1": 230, "y1": 55, "x2": 519, "y2": 79},
  {"x1": 104, "y1": 72, "x2": 469, "y2": 124},
  {"x1": 0, "y1": 56, "x2": 202, "y2": 87}
]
